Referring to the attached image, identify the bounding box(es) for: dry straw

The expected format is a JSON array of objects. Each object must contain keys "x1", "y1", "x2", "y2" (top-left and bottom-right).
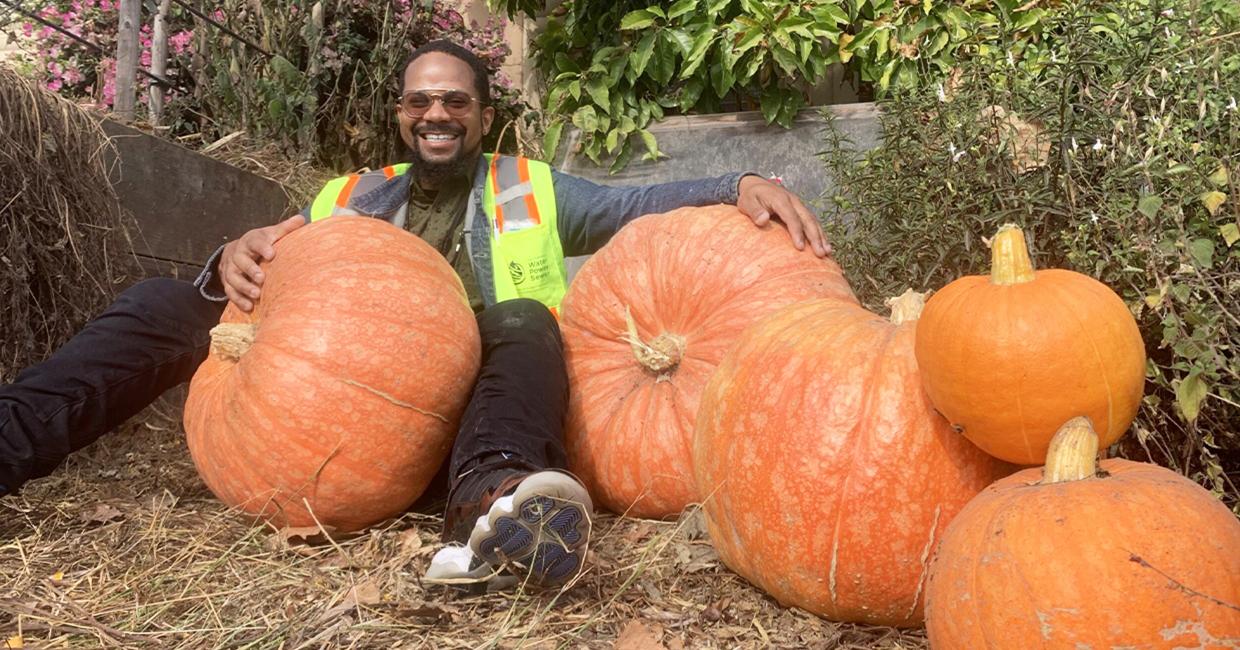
[{"x1": 0, "y1": 65, "x2": 137, "y2": 382}]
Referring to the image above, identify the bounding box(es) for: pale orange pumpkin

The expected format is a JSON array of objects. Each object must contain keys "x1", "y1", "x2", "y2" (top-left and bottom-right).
[
  {"x1": 926, "y1": 417, "x2": 1240, "y2": 648},
  {"x1": 184, "y1": 217, "x2": 480, "y2": 532},
  {"x1": 693, "y1": 291, "x2": 1010, "y2": 626},
  {"x1": 560, "y1": 205, "x2": 856, "y2": 518},
  {"x1": 914, "y1": 224, "x2": 1146, "y2": 464}
]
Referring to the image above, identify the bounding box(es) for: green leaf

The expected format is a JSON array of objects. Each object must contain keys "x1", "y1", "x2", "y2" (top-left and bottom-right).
[
  {"x1": 734, "y1": 28, "x2": 764, "y2": 54},
  {"x1": 609, "y1": 140, "x2": 634, "y2": 174},
  {"x1": 1137, "y1": 194, "x2": 1163, "y2": 218},
  {"x1": 569, "y1": 79, "x2": 581, "y2": 101},
  {"x1": 707, "y1": 0, "x2": 732, "y2": 16},
  {"x1": 605, "y1": 128, "x2": 620, "y2": 153},
  {"x1": 1220, "y1": 222, "x2": 1240, "y2": 247},
  {"x1": 760, "y1": 90, "x2": 782, "y2": 124},
  {"x1": 679, "y1": 76, "x2": 706, "y2": 111},
  {"x1": 542, "y1": 120, "x2": 565, "y2": 161},
  {"x1": 269, "y1": 55, "x2": 300, "y2": 83},
  {"x1": 650, "y1": 33, "x2": 678, "y2": 84},
  {"x1": 1176, "y1": 370, "x2": 1208, "y2": 424},
  {"x1": 771, "y1": 44, "x2": 801, "y2": 76},
  {"x1": 631, "y1": 31, "x2": 657, "y2": 76},
  {"x1": 585, "y1": 76, "x2": 610, "y2": 111},
  {"x1": 927, "y1": 29, "x2": 950, "y2": 55},
  {"x1": 1208, "y1": 165, "x2": 1230, "y2": 188},
  {"x1": 1189, "y1": 238, "x2": 1215, "y2": 269},
  {"x1": 680, "y1": 29, "x2": 715, "y2": 77},
  {"x1": 620, "y1": 9, "x2": 657, "y2": 30},
  {"x1": 638, "y1": 128, "x2": 660, "y2": 161},
  {"x1": 710, "y1": 62, "x2": 736, "y2": 97},
  {"x1": 266, "y1": 98, "x2": 286, "y2": 120},
  {"x1": 814, "y1": 3, "x2": 850, "y2": 25},
  {"x1": 554, "y1": 52, "x2": 581, "y2": 73},
  {"x1": 1200, "y1": 191, "x2": 1227, "y2": 215},
  {"x1": 647, "y1": 5, "x2": 666, "y2": 18},
  {"x1": 666, "y1": 28, "x2": 694, "y2": 57},
  {"x1": 667, "y1": 0, "x2": 698, "y2": 20},
  {"x1": 572, "y1": 105, "x2": 599, "y2": 133}
]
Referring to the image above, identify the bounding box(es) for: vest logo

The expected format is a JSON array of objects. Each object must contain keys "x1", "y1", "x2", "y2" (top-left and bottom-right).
[{"x1": 508, "y1": 260, "x2": 526, "y2": 285}]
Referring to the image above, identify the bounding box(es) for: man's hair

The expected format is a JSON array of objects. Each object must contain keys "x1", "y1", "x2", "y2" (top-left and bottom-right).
[{"x1": 397, "y1": 39, "x2": 492, "y2": 106}]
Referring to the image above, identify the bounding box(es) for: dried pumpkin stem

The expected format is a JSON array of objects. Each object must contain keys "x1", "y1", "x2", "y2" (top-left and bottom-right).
[
  {"x1": 1040, "y1": 417, "x2": 1100, "y2": 484},
  {"x1": 622, "y1": 306, "x2": 685, "y2": 377},
  {"x1": 885, "y1": 289, "x2": 927, "y2": 325},
  {"x1": 989, "y1": 223, "x2": 1036, "y2": 286},
  {"x1": 210, "y1": 322, "x2": 257, "y2": 362}
]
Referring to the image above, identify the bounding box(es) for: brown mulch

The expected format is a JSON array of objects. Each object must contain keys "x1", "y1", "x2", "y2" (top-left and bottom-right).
[{"x1": 0, "y1": 397, "x2": 929, "y2": 649}]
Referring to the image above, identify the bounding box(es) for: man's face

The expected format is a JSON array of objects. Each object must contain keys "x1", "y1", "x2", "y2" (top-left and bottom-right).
[{"x1": 397, "y1": 52, "x2": 494, "y2": 183}]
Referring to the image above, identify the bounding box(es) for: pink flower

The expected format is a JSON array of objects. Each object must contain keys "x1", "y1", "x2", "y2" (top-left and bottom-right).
[{"x1": 47, "y1": 79, "x2": 63, "y2": 91}]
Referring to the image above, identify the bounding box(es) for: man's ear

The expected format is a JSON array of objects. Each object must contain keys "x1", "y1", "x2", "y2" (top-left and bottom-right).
[{"x1": 482, "y1": 106, "x2": 496, "y2": 135}]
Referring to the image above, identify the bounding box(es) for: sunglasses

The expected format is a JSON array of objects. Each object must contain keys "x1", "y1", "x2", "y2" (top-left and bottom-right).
[{"x1": 397, "y1": 89, "x2": 482, "y2": 119}]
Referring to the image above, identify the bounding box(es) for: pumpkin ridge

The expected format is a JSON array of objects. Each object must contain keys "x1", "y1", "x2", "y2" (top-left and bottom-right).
[
  {"x1": 1004, "y1": 289, "x2": 1036, "y2": 462},
  {"x1": 1045, "y1": 276, "x2": 1119, "y2": 442},
  {"x1": 969, "y1": 490, "x2": 1017, "y2": 647},
  {"x1": 824, "y1": 307, "x2": 893, "y2": 616}
]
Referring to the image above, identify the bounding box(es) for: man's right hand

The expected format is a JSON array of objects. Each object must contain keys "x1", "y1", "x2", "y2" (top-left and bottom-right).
[{"x1": 220, "y1": 216, "x2": 305, "y2": 312}]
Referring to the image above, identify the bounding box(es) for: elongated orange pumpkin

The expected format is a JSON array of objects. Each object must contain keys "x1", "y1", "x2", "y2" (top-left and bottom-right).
[
  {"x1": 184, "y1": 217, "x2": 480, "y2": 532},
  {"x1": 694, "y1": 291, "x2": 1011, "y2": 626},
  {"x1": 926, "y1": 417, "x2": 1240, "y2": 647},
  {"x1": 914, "y1": 224, "x2": 1146, "y2": 464},
  {"x1": 560, "y1": 205, "x2": 856, "y2": 518}
]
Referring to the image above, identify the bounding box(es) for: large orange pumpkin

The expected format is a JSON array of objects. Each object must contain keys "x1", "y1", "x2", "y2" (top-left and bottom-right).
[
  {"x1": 693, "y1": 291, "x2": 1010, "y2": 626},
  {"x1": 184, "y1": 217, "x2": 480, "y2": 532},
  {"x1": 926, "y1": 417, "x2": 1240, "y2": 648},
  {"x1": 914, "y1": 224, "x2": 1146, "y2": 464},
  {"x1": 560, "y1": 205, "x2": 856, "y2": 518}
]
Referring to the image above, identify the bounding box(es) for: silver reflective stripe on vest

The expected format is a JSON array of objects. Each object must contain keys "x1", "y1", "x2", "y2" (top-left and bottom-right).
[{"x1": 492, "y1": 157, "x2": 538, "y2": 233}]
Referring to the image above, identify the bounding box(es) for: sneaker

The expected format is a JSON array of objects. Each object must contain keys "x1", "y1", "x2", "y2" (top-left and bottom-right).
[{"x1": 425, "y1": 470, "x2": 593, "y2": 589}]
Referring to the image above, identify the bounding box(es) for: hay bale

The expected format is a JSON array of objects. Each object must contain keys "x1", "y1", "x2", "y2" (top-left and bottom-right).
[{"x1": 0, "y1": 65, "x2": 136, "y2": 382}]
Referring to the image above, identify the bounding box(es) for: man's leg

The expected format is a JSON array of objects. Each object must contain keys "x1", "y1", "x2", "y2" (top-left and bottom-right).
[
  {"x1": 0, "y1": 278, "x2": 225, "y2": 496},
  {"x1": 430, "y1": 298, "x2": 592, "y2": 588}
]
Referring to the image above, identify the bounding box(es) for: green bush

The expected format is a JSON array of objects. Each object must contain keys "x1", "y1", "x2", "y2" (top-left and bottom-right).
[
  {"x1": 490, "y1": 0, "x2": 1059, "y2": 171},
  {"x1": 822, "y1": 0, "x2": 1239, "y2": 509}
]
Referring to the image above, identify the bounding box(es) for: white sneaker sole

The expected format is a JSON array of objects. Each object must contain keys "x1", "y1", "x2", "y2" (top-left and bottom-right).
[{"x1": 467, "y1": 470, "x2": 593, "y2": 587}]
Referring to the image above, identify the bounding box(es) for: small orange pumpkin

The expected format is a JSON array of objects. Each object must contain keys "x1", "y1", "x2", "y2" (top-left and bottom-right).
[
  {"x1": 560, "y1": 205, "x2": 856, "y2": 518},
  {"x1": 184, "y1": 217, "x2": 480, "y2": 532},
  {"x1": 914, "y1": 224, "x2": 1146, "y2": 464},
  {"x1": 926, "y1": 417, "x2": 1240, "y2": 648},
  {"x1": 694, "y1": 291, "x2": 1011, "y2": 626}
]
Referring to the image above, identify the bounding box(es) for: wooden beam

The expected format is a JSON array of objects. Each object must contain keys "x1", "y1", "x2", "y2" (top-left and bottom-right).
[{"x1": 113, "y1": 0, "x2": 141, "y2": 121}]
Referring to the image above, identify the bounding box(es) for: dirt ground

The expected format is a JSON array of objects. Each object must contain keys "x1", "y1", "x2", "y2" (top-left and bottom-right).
[{"x1": 0, "y1": 396, "x2": 930, "y2": 650}]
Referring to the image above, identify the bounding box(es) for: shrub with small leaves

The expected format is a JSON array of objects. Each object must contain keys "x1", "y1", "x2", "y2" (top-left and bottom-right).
[{"x1": 822, "y1": 0, "x2": 1239, "y2": 510}]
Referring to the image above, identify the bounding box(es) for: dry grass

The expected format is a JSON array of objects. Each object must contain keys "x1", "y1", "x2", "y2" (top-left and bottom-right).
[{"x1": 0, "y1": 397, "x2": 929, "y2": 650}]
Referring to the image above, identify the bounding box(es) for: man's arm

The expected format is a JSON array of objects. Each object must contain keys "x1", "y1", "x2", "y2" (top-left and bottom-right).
[{"x1": 553, "y1": 170, "x2": 830, "y2": 257}]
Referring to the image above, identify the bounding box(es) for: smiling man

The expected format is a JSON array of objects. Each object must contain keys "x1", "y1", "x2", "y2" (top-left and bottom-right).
[{"x1": 0, "y1": 39, "x2": 833, "y2": 590}]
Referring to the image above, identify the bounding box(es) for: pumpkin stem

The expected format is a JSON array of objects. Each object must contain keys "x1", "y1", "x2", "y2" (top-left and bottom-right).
[
  {"x1": 622, "y1": 306, "x2": 685, "y2": 378},
  {"x1": 1040, "y1": 417, "x2": 1100, "y2": 484},
  {"x1": 210, "y1": 322, "x2": 257, "y2": 362},
  {"x1": 989, "y1": 223, "x2": 1037, "y2": 286},
  {"x1": 885, "y1": 289, "x2": 927, "y2": 325}
]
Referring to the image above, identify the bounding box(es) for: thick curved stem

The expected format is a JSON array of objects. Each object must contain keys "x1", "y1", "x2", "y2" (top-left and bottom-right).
[
  {"x1": 1040, "y1": 417, "x2": 1100, "y2": 484},
  {"x1": 990, "y1": 223, "x2": 1037, "y2": 286},
  {"x1": 210, "y1": 322, "x2": 257, "y2": 362}
]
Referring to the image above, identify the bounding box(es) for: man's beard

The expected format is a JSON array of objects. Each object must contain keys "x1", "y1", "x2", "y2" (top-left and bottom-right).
[{"x1": 408, "y1": 126, "x2": 474, "y2": 187}]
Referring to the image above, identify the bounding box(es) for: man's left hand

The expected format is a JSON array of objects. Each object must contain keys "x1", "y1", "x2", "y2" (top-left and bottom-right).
[{"x1": 736, "y1": 175, "x2": 832, "y2": 257}]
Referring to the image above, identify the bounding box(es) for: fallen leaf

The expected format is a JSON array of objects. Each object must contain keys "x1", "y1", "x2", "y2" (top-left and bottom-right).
[
  {"x1": 80, "y1": 502, "x2": 124, "y2": 525},
  {"x1": 317, "y1": 580, "x2": 383, "y2": 623},
  {"x1": 676, "y1": 509, "x2": 708, "y2": 541},
  {"x1": 614, "y1": 620, "x2": 666, "y2": 650},
  {"x1": 1201, "y1": 190, "x2": 1227, "y2": 216},
  {"x1": 277, "y1": 525, "x2": 341, "y2": 546},
  {"x1": 621, "y1": 520, "x2": 657, "y2": 544},
  {"x1": 398, "y1": 528, "x2": 423, "y2": 554},
  {"x1": 395, "y1": 600, "x2": 455, "y2": 623},
  {"x1": 5, "y1": 634, "x2": 22, "y2": 649},
  {"x1": 50, "y1": 571, "x2": 64, "y2": 584}
]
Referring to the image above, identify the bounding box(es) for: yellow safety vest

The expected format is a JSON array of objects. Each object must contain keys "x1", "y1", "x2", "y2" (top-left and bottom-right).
[{"x1": 306, "y1": 155, "x2": 569, "y2": 313}]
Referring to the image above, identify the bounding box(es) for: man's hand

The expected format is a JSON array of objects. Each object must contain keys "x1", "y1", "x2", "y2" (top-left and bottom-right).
[
  {"x1": 736, "y1": 175, "x2": 832, "y2": 257},
  {"x1": 220, "y1": 216, "x2": 305, "y2": 312}
]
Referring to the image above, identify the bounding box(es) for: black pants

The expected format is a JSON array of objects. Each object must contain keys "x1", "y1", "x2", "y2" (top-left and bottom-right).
[{"x1": 0, "y1": 279, "x2": 569, "y2": 503}]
